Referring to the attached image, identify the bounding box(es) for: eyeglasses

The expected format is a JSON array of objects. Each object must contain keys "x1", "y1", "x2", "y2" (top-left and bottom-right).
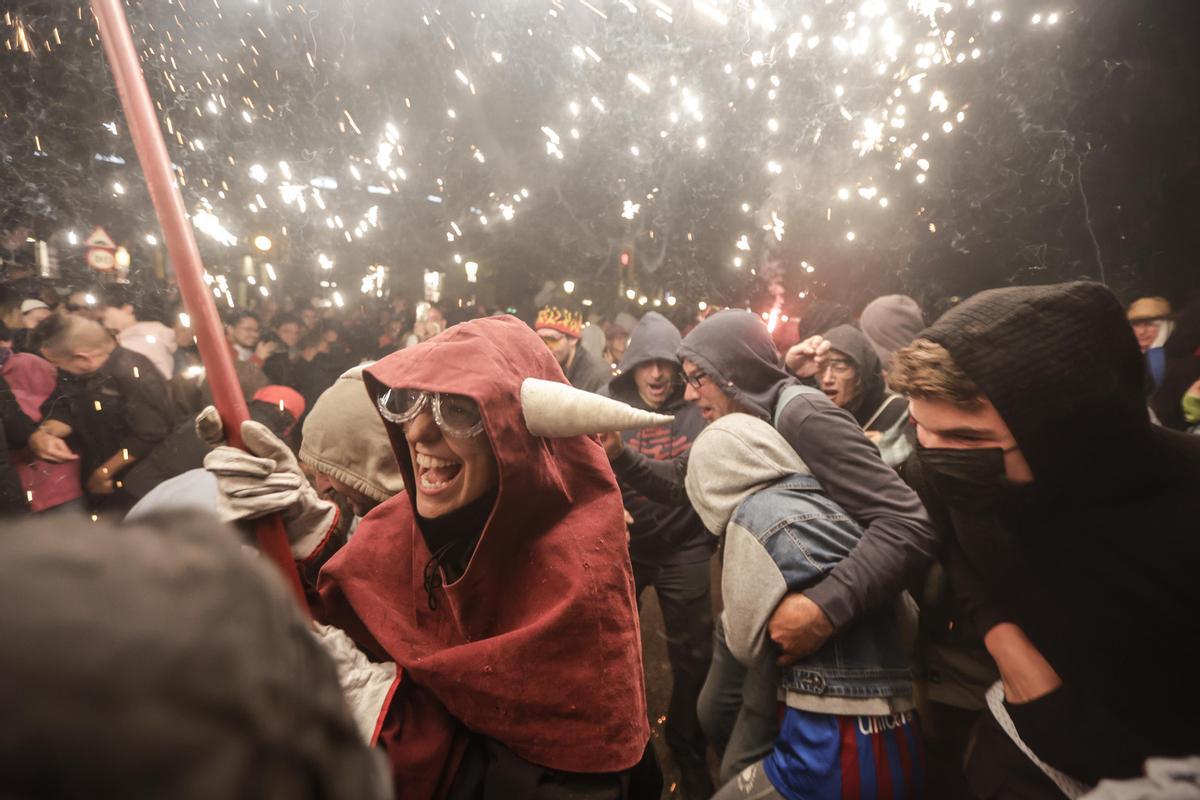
[
  {"x1": 377, "y1": 388, "x2": 485, "y2": 438},
  {"x1": 682, "y1": 370, "x2": 709, "y2": 390},
  {"x1": 820, "y1": 358, "x2": 855, "y2": 376}
]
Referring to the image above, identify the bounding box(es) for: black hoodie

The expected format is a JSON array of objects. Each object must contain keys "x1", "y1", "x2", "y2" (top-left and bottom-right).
[
  {"x1": 605, "y1": 312, "x2": 713, "y2": 567},
  {"x1": 613, "y1": 309, "x2": 937, "y2": 628},
  {"x1": 822, "y1": 323, "x2": 897, "y2": 429},
  {"x1": 922, "y1": 282, "x2": 1200, "y2": 780}
]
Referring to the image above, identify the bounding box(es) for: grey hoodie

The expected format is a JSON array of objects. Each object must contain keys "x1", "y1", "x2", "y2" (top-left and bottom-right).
[
  {"x1": 301, "y1": 364, "x2": 404, "y2": 505},
  {"x1": 860, "y1": 294, "x2": 924, "y2": 367},
  {"x1": 686, "y1": 414, "x2": 914, "y2": 715},
  {"x1": 612, "y1": 309, "x2": 937, "y2": 631}
]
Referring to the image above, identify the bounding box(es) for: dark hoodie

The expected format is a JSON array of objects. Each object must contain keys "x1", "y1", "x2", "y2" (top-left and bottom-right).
[
  {"x1": 564, "y1": 340, "x2": 613, "y2": 393},
  {"x1": 1149, "y1": 300, "x2": 1200, "y2": 431},
  {"x1": 614, "y1": 309, "x2": 937, "y2": 629},
  {"x1": 0, "y1": 512, "x2": 389, "y2": 800},
  {"x1": 822, "y1": 324, "x2": 892, "y2": 428},
  {"x1": 605, "y1": 312, "x2": 713, "y2": 567},
  {"x1": 921, "y1": 282, "x2": 1200, "y2": 781}
]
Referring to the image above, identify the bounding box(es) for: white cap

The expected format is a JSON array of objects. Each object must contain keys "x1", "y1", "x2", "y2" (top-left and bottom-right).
[{"x1": 20, "y1": 299, "x2": 50, "y2": 315}]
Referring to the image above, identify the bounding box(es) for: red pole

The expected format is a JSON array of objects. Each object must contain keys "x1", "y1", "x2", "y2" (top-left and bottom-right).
[{"x1": 90, "y1": 0, "x2": 307, "y2": 607}]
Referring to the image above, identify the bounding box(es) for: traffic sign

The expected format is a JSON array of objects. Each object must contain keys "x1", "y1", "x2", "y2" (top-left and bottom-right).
[
  {"x1": 87, "y1": 248, "x2": 116, "y2": 272},
  {"x1": 85, "y1": 226, "x2": 116, "y2": 250}
]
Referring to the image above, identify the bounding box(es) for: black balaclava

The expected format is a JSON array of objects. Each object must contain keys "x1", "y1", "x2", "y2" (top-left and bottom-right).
[{"x1": 920, "y1": 281, "x2": 1151, "y2": 496}]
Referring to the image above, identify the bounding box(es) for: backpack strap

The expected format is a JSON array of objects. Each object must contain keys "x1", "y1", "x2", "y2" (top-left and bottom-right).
[
  {"x1": 863, "y1": 393, "x2": 908, "y2": 433},
  {"x1": 773, "y1": 383, "x2": 826, "y2": 428}
]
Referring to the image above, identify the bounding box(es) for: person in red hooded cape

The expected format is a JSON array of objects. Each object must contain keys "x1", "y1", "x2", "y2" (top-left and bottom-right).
[{"x1": 206, "y1": 315, "x2": 656, "y2": 799}]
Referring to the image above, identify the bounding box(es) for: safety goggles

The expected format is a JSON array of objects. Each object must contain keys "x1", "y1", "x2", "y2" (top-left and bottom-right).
[{"x1": 376, "y1": 388, "x2": 485, "y2": 438}]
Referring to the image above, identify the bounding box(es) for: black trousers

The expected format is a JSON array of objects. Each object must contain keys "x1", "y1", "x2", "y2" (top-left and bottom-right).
[{"x1": 634, "y1": 558, "x2": 715, "y2": 794}]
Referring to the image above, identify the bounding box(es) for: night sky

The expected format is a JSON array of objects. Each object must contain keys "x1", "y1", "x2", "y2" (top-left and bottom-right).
[{"x1": 2, "y1": 0, "x2": 1198, "y2": 323}]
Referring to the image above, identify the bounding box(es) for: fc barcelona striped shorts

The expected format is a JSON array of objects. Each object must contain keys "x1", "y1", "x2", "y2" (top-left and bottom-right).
[{"x1": 761, "y1": 708, "x2": 925, "y2": 800}]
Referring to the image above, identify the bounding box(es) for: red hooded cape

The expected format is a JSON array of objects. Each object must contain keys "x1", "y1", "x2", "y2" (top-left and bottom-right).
[{"x1": 316, "y1": 316, "x2": 649, "y2": 795}]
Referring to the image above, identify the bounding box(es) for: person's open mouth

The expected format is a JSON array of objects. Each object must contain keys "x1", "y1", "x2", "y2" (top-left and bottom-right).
[{"x1": 415, "y1": 452, "x2": 462, "y2": 494}]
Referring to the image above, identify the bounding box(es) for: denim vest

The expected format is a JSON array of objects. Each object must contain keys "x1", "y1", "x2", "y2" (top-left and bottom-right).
[{"x1": 731, "y1": 476, "x2": 914, "y2": 704}]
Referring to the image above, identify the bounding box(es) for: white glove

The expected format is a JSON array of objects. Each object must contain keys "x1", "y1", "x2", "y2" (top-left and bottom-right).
[
  {"x1": 204, "y1": 419, "x2": 337, "y2": 559},
  {"x1": 311, "y1": 623, "x2": 399, "y2": 745}
]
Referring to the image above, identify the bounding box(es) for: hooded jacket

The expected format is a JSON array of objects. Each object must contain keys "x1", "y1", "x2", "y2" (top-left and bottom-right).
[
  {"x1": 822, "y1": 325, "x2": 888, "y2": 425},
  {"x1": 564, "y1": 339, "x2": 613, "y2": 393},
  {"x1": 921, "y1": 282, "x2": 1200, "y2": 780},
  {"x1": 316, "y1": 316, "x2": 649, "y2": 796},
  {"x1": 0, "y1": 512, "x2": 389, "y2": 800},
  {"x1": 299, "y1": 364, "x2": 404, "y2": 505},
  {"x1": 686, "y1": 414, "x2": 914, "y2": 715},
  {"x1": 605, "y1": 312, "x2": 712, "y2": 566},
  {"x1": 1149, "y1": 301, "x2": 1200, "y2": 431},
  {"x1": 860, "y1": 294, "x2": 925, "y2": 367},
  {"x1": 822, "y1": 324, "x2": 911, "y2": 467},
  {"x1": 614, "y1": 309, "x2": 937, "y2": 630}
]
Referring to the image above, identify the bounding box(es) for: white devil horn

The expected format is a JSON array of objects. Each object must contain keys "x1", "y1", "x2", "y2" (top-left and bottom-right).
[{"x1": 521, "y1": 377, "x2": 674, "y2": 438}]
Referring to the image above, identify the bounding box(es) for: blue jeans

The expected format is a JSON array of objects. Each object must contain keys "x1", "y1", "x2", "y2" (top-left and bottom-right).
[
  {"x1": 698, "y1": 616, "x2": 779, "y2": 783},
  {"x1": 634, "y1": 558, "x2": 715, "y2": 795}
]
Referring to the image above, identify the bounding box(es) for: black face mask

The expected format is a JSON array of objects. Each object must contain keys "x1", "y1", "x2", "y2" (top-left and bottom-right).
[{"x1": 916, "y1": 443, "x2": 1035, "y2": 515}]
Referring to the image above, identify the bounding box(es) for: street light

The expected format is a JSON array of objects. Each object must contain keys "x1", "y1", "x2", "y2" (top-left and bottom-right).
[{"x1": 253, "y1": 234, "x2": 272, "y2": 252}]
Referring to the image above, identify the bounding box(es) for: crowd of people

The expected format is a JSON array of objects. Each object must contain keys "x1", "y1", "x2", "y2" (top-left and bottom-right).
[{"x1": 1, "y1": 267, "x2": 1199, "y2": 800}]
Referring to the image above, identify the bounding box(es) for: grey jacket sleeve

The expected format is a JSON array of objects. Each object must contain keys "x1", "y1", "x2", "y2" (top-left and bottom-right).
[
  {"x1": 610, "y1": 448, "x2": 690, "y2": 506},
  {"x1": 722, "y1": 521, "x2": 790, "y2": 665},
  {"x1": 777, "y1": 395, "x2": 940, "y2": 630}
]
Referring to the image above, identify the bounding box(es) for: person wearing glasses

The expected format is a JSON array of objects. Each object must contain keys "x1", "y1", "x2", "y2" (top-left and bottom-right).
[
  {"x1": 225, "y1": 310, "x2": 265, "y2": 364},
  {"x1": 785, "y1": 325, "x2": 912, "y2": 469},
  {"x1": 205, "y1": 315, "x2": 662, "y2": 799},
  {"x1": 1126, "y1": 296, "x2": 1173, "y2": 395},
  {"x1": 603, "y1": 309, "x2": 935, "y2": 779}
]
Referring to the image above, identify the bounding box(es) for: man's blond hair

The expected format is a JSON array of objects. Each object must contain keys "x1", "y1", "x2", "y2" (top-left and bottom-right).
[{"x1": 886, "y1": 338, "x2": 983, "y2": 407}]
